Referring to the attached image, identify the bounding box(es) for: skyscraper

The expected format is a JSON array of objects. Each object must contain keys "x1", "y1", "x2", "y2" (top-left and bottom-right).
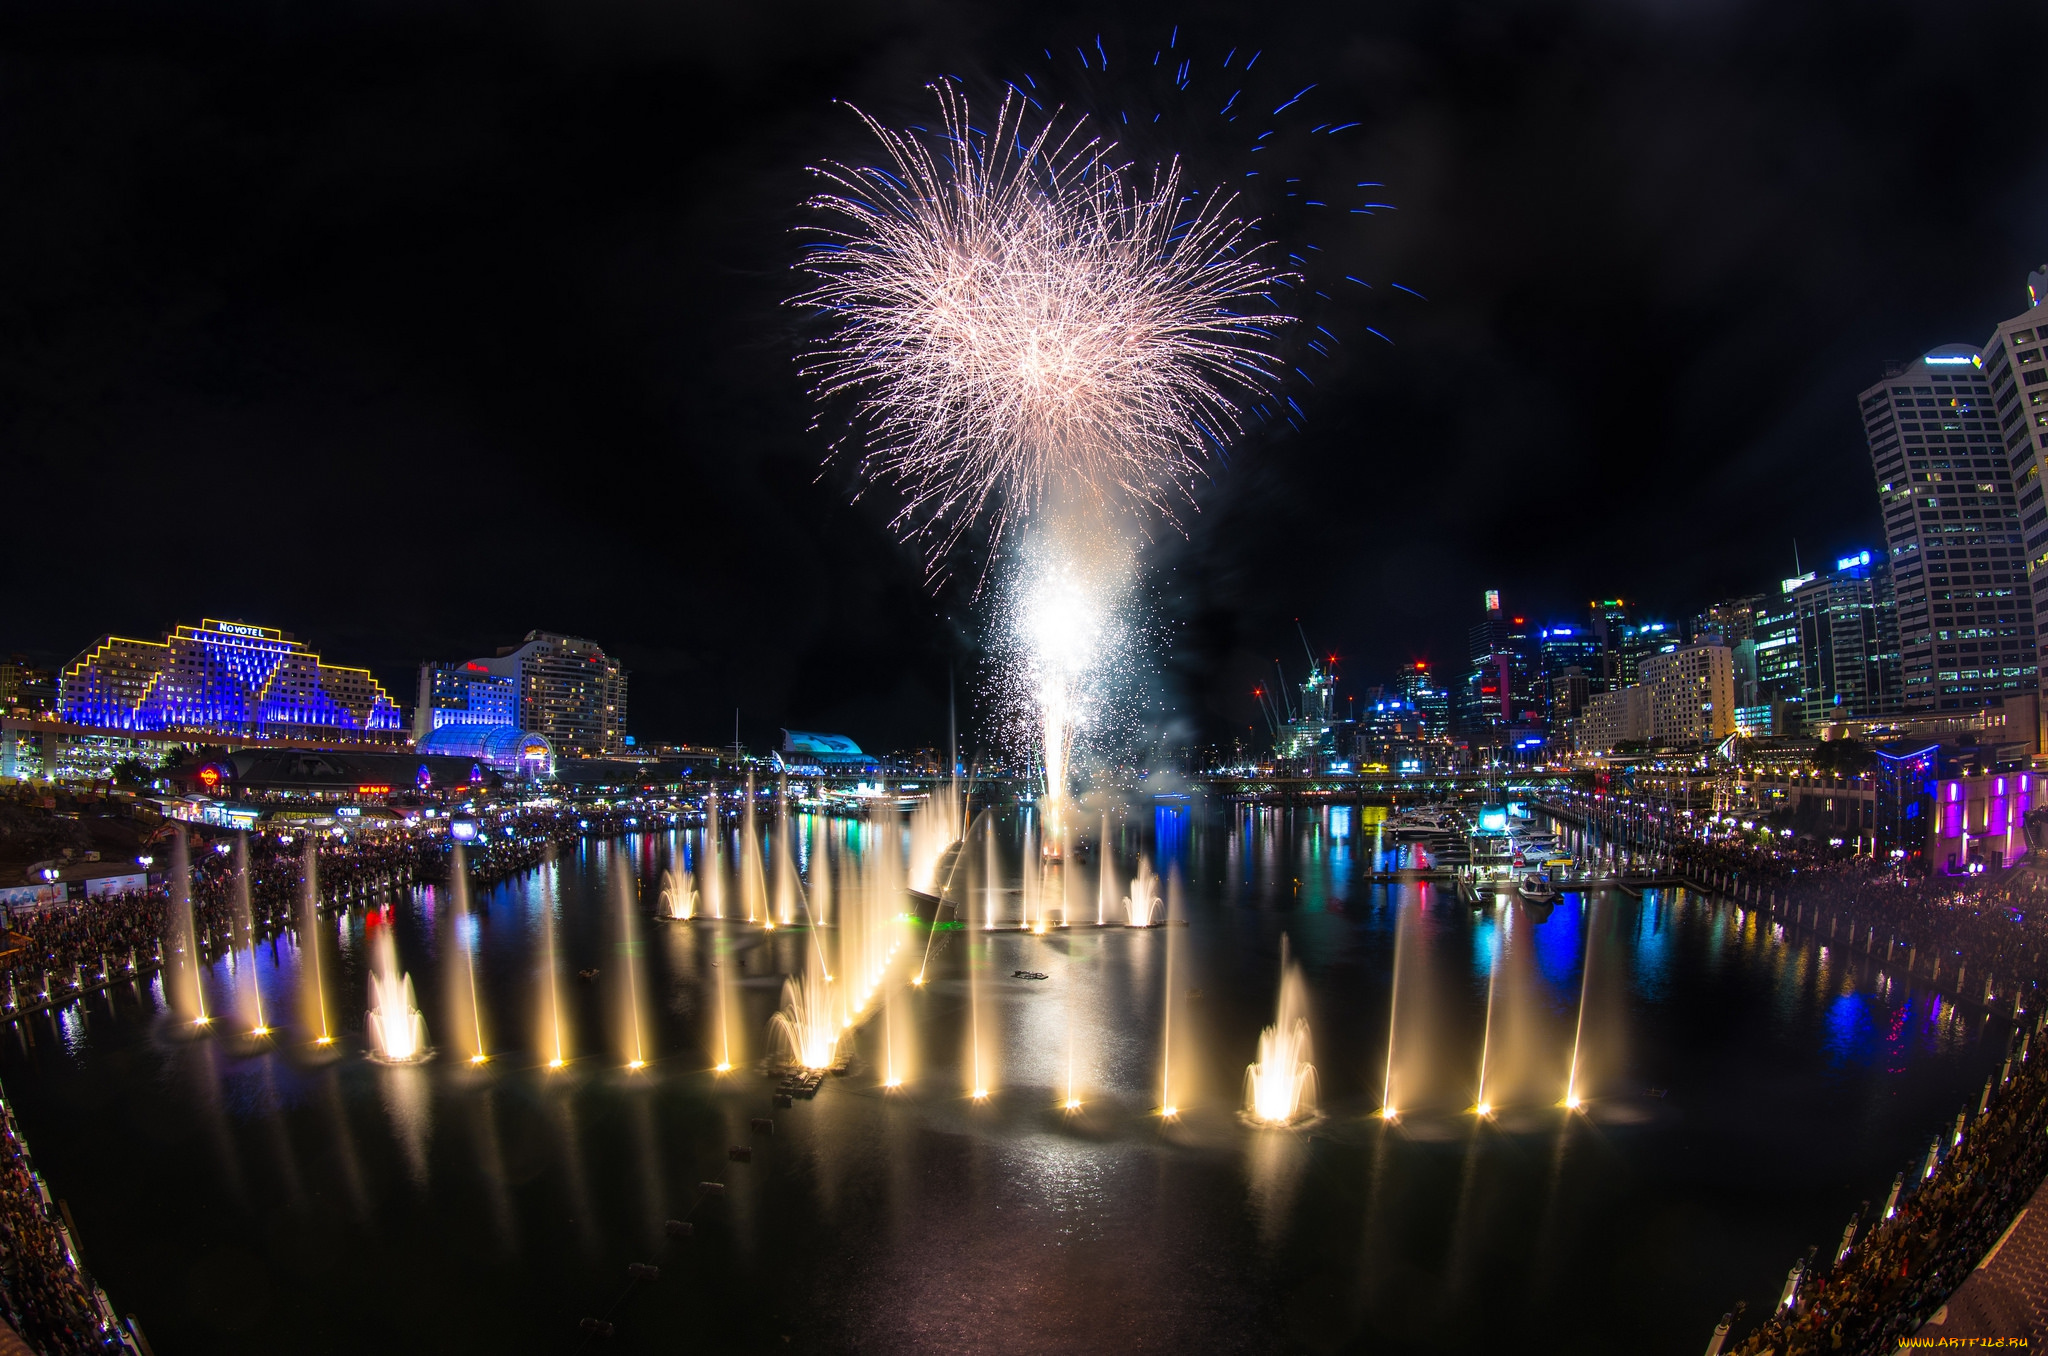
[
  {"x1": 1790, "y1": 549, "x2": 1901, "y2": 720},
  {"x1": 1400, "y1": 662, "x2": 1450, "y2": 734},
  {"x1": 1536, "y1": 625, "x2": 1601, "y2": 723},
  {"x1": 1863, "y1": 338, "x2": 2034, "y2": 711},
  {"x1": 1694, "y1": 594, "x2": 1765, "y2": 715},
  {"x1": 1462, "y1": 594, "x2": 1540, "y2": 740},
  {"x1": 1983, "y1": 273, "x2": 2048, "y2": 710},
  {"x1": 1745, "y1": 578, "x2": 1808, "y2": 735}
]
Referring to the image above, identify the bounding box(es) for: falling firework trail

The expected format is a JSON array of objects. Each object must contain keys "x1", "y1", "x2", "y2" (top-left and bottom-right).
[{"x1": 795, "y1": 82, "x2": 1296, "y2": 578}]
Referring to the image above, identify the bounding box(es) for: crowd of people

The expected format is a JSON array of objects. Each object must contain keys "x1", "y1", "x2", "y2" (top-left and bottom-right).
[
  {"x1": 1541, "y1": 790, "x2": 2048, "y2": 1348},
  {"x1": 0, "y1": 803, "x2": 647, "y2": 1003},
  {"x1": 0, "y1": 796, "x2": 665, "y2": 1354},
  {"x1": 1725, "y1": 1018, "x2": 2048, "y2": 1354},
  {"x1": 0, "y1": 1104, "x2": 123, "y2": 1354},
  {"x1": 1669, "y1": 839, "x2": 2048, "y2": 1002}
]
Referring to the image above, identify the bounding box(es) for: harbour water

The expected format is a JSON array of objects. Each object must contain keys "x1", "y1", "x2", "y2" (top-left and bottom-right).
[{"x1": 0, "y1": 804, "x2": 2008, "y2": 1353}]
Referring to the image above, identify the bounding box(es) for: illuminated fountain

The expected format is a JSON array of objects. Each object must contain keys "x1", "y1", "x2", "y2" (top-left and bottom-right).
[
  {"x1": 614, "y1": 866, "x2": 651, "y2": 1070},
  {"x1": 365, "y1": 918, "x2": 429, "y2": 1063},
  {"x1": 167, "y1": 829, "x2": 209, "y2": 1028},
  {"x1": 299, "y1": 836, "x2": 334, "y2": 1047},
  {"x1": 1097, "y1": 811, "x2": 1115, "y2": 926},
  {"x1": 231, "y1": 834, "x2": 269, "y2": 1037},
  {"x1": 741, "y1": 774, "x2": 768, "y2": 925},
  {"x1": 539, "y1": 855, "x2": 570, "y2": 1069},
  {"x1": 907, "y1": 788, "x2": 962, "y2": 897},
  {"x1": 445, "y1": 844, "x2": 488, "y2": 1065},
  {"x1": 659, "y1": 860, "x2": 697, "y2": 921},
  {"x1": 1244, "y1": 937, "x2": 1317, "y2": 1126},
  {"x1": 773, "y1": 777, "x2": 799, "y2": 926},
  {"x1": 1124, "y1": 855, "x2": 1159, "y2": 928},
  {"x1": 770, "y1": 941, "x2": 840, "y2": 1071},
  {"x1": 702, "y1": 793, "x2": 726, "y2": 919}
]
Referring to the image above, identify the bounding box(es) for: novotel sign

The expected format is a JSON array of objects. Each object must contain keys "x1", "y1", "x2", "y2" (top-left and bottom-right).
[{"x1": 211, "y1": 622, "x2": 271, "y2": 639}]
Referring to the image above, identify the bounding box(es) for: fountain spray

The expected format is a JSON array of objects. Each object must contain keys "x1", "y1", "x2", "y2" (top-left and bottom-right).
[
  {"x1": 365, "y1": 912, "x2": 428, "y2": 1063},
  {"x1": 883, "y1": 975, "x2": 900, "y2": 1088},
  {"x1": 1563, "y1": 896, "x2": 1599, "y2": 1111},
  {"x1": 233, "y1": 834, "x2": 268, "y2": 1036},
  {"x1": 1381, "y1": 904, "x2": 1406, "y2": 1120},
  {"x1": 450, "y1": 844, "x2": 488, "y2": 1064},
  {"x1": 712, "y1": 926, "x2": 735, "y2": 1073},
  {"x1": 742, "y1": 773, "x2": 768, "y2": 926},
  {"x1": 1125, "y1": 855, "x2": 1159, "y2": 928},
  {"x1": 773, "y1": 776, "x2": 798, "y2": 927},
  {"x1": 984, "y1": 819, "x2": 999, "y2": 932},
  {"x1": 1245, "y1": 935, "x2": 1316, "y2": 1125},
  {"x1": 1021, "y1": 819, "x2": 1040, "y2": 932},
  {"x1": 809, "y1": 819, "x2": 832, "y2": 929},
  {"x1": 540, "y1": 854, "x2": 568, "y2": 1069},
  {"x1": 169, "y1": 828, "x2": 209, "y2": 1027},
  {"x1": 1161, "y1": 865, "x2": 1181, "y2": 1118},
  {"x1": 969, "y1": 848, "x2": 990, "y2": 1099},
  {"x1": 616, "y1": 863, "x2": 649, "y2": 1070},
  {"x1": 299, "y1": 836, "x2": 332, "y2": 1045},
  {"x1": 703, "y1": 790, "x2": 726, "y2": 919},
  {"x1": 1098, "y1": 811, "x2": 1113, "y2": 927},
  {"x1": 660, "y1": 853, "x2": 696, "y2": 921},
  {"x1": 1475, "y1": 927, "x2": 1500, "y2": 1117}
]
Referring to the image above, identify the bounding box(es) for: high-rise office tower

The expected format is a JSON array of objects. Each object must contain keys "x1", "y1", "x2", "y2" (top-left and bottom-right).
[
  {"x1": 1694, "y1": 594, "x2": 1765, "y2": 711},
  {"x1": 1744, "y1": 579, "x2": 1808, "y2": 735},
  {"x1": 1790, "y1": 549, "x2": 1902, "y2": 720},
  {"x1": 1536, "y1": 624, "x2": 1602, "y2": 723},
  {"x1": 1864, "y1": 335, "x2": 2034, "y2": 711},
  {"x1": 1400, "y1": 662, "x2": 1450, "y2": 733},
  {"x1": 1983, "y1": 271, "x2": 2048, "y2": 706}
]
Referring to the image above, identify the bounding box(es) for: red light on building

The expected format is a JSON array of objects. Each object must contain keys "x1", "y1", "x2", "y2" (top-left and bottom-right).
[
  {"x1": 465, "y1": 661, "x2": 488, "y2": 672},
  {"x1": 356, "y1": 784, "x2": 391, "y2": 796},
  {"x1": 196, "y1": 765, "x2": 222, "y2": 791}
]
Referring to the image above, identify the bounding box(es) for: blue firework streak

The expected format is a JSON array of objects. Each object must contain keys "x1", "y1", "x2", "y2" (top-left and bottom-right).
[{"x1": 1000, "y1": 26, "x2": 1422, "y2": 436}]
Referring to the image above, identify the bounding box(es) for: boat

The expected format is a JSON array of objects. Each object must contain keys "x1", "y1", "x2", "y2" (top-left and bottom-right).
[{"x1": 1517, "y1": 876, "x2": 1559, "y2": 905}]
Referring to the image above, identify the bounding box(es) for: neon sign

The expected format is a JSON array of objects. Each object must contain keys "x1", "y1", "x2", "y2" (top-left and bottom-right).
[{"x1": 196, "y1": 765, "x2": 223, "y2": 790}]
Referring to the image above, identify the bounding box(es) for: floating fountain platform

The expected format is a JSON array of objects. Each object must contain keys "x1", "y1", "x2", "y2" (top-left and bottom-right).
[{"x1": 774, "y1": 1069, "x2": 828, "y2": 1100}]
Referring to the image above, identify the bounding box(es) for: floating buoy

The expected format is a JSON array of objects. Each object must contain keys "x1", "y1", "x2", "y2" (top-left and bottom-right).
[
  {"x1": 698, "y1": 1181, "x2": 725, "y2": 1196},
  {"x1": 750, "y1": 1118, "x2": 774, "y2": 1135},
  {"x1": 665, "y1": 1220, "x2": 693, "y2": 1239},
  {"x1": 773, "y1": 1093, "x2": 793, "y2": 1108},
  {"x1": 728, "y1": 1146, "x2": 752, "y2": 1163}
]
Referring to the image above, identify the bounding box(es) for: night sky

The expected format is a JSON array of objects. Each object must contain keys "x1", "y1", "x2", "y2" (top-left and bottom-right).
[{"x1": 7, "y1": 0, "x2": 2048, "y2": 755}]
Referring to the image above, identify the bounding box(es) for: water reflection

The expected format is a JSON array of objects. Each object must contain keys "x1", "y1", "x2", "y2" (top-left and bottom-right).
[{"x1": 0, "y1": 808, "x2": 2018, "y2": 1354}]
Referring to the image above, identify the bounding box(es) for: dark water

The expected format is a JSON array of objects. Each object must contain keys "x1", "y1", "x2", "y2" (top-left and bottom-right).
[{"x1": 0, "y1": 806, "x2": 2008, "y2": 1354}]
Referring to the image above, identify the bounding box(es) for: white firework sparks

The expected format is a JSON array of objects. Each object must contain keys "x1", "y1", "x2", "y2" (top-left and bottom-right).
[{"x1": 794, "y1": 81, "x2": 1295, "y2": 578}]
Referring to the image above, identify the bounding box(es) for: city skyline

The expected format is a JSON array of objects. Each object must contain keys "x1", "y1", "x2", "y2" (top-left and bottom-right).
[{"x1": 7, "y1": 2, "x2": 2048, "y2": 756}]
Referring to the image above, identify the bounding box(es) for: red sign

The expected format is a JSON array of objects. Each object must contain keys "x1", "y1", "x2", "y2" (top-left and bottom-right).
[
  {"x1": 356, "y1": 784, "x2": 391, "y2": 796},
  {"x1": 196, "y1": 765, "x2": 222, "y2": 791}
]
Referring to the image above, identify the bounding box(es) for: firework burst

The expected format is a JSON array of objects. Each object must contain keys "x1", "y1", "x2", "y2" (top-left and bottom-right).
[{"x1": 794, "y1": 81, "x2": 1295, "y2": 581}]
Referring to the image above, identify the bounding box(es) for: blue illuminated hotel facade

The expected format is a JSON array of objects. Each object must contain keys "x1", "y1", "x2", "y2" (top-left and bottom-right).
[{"x1": 59, "y1": 619, "x2": 403, "y2": 737}]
